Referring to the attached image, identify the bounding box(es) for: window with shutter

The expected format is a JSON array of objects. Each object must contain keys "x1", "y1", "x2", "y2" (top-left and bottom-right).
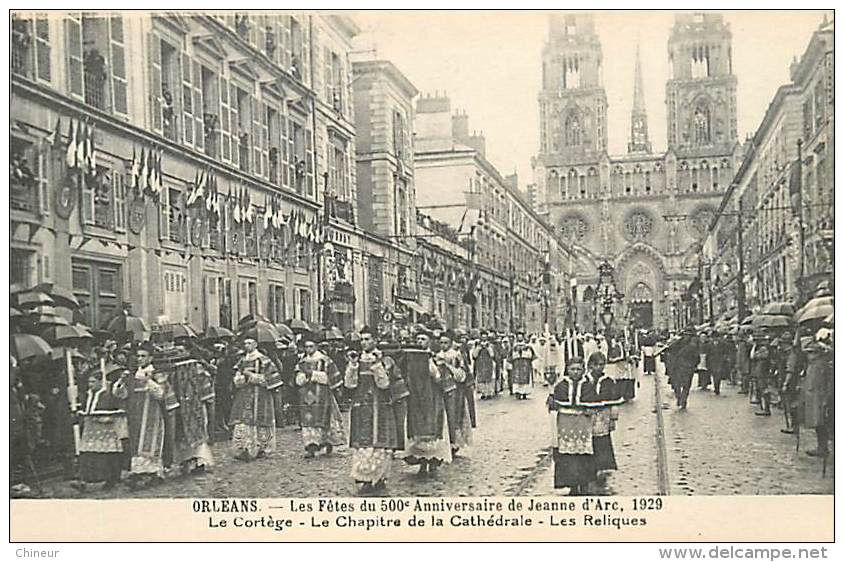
[
  {"x1": 159, "y1": 180, "x2": 170, "y2": 240},
  {"x1": 114, "y1": 172, "x2": 126, "y2": 231},
  {"x1": 220, "y1": 76, "x2": 231, "y2": 162},
  {"x1": 230, "y1": 82, "x2": 240, "y2": 168},
  {"x1": 252, "y1": 95, "x2": 262, "y2": 177},
  {"x1": 109, "y1": 16, "x2": 127, "y2": 115},
  {"x1": 81, "y1": 174, "x2": 95, "y2": 225},
  {"x1": 193, "y1": 60, "x2": 204, "y2": 150},
  {"x1": 305, "y1": 127, "x2": 314, "y2": 197},
  {"x1": 34, "y1": 17, "x2": 51, "y2": 82},
  {"x1": 67, "y1": 15, "x2": 84, "y2": 98},
  {"x1": 182, "y1": 54, "x2": 194, "y2": 147},
  {"x1": 37, "y1": 148, "x2": 49, "y2": 215},
  {"x1": 324, "y1": 47, "x2": 332, "y2": 104},
  {"x1": 149, "y1": 33, "x2": 163, "y2": 133},
  {"x1": 279, "y1": 16, "x2": 290, "y2": 70}
]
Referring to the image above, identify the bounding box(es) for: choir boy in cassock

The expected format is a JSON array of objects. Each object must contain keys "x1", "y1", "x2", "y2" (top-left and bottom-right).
[
  {"x1": 345, "y1": 327, "x2": 401, "y2": 492},
  {"x1": 403, "y1": 329, "x2": 452, "y2": 474},
  {"x1": 229, "y1": 337, "x2": 283, "y2": 460},
  {"x1": 606, "y1": 333, "x2": 635, "y2": 401},
  {"x1": 547, "y1": 355, "x2": 603, "y2": 495},
  {"x1": 295, "y1": 335, "x2": 345, "y2": 458},
  {"x1": 544, "y1": 335, "x2": 562, "y2": 386},
  {"x1": 436, "y1": 330, "x2": 474, "y2": 457},
  {"x1": 587, "y1": 351, "x2": 624, "y2": 478},
  {"x1": 73, "y1": 364, "x2": 129, "y2": 491}
]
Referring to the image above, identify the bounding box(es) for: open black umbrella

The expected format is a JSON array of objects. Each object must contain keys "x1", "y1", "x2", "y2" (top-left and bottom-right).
[
  {"x1": 30, "y1": 283, "x2": 80, "y2": 309},
  {"x1": 29, "y1": 314, "x2": 71, "y2": 327},
  {"x1": 239, "y1": 321, "x2": 280, "y2": 344},
  {"x1": 15, "y1": 292, "x2": 54, "y2": 309},
  {"x1": 11, "y1": 333, "x2": 53, "y2": 362},
  {"x1": 794, "y1": 297, "x2": 835, "y2": 324},
  {"x1": 323, "y1": 326, "x2": 344, "y2": 341},
  {"x1": 274, "y1": 323, "x2": 295, "y2": 343},
  {"x1": 203, "y1": 326, "x2": 235, "y2": 340},
  {"x1": 41, "y1": 324, "x2": 90, "y2": 343},
  {"x1": 105, "y1": 314, "x2": 151, "y2": 342},
  {"x1": 762, "y1": 302, "x2": 797, "y2": 316},
  {"x1": 287, "y1": 318, "x2": 311, "y2": 334},
  {"x1": 752, "y1": 314, "x2": 792, "y2": 329},
  {"x1": 171, "y1": 323, "x2": 198, "y2": 339}
]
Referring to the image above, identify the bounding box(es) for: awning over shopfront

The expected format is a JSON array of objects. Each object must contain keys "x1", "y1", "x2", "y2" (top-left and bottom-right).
[{"x1": 397, "y1": 298, "x2": 427, "y2": 316}]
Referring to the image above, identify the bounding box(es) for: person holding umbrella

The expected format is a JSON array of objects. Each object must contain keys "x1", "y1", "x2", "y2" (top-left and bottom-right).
[
  {"x1": 775, "y1": 330, "x2": 803, "y2": 434},
  {"x1": 800, "y1": 329, "x2": 833, "y2": 458},
  {"x1": 750, "y1": 329, "x2": 774, "y2": 416}
]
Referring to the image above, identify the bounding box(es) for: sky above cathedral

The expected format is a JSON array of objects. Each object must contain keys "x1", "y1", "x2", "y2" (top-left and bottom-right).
[{"x1": 353, "y1": 10, "x2": 830, "y2": 188}]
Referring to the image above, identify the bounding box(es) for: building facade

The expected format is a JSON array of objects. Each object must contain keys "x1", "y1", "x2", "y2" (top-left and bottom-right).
[
  {"x1": 414, "y1": 94, "x2": 569, "y2": 333},
  {"x1": 10, "y1": 12, "x2": 365, "y2": 331},
  {"x1": 532, "y1": 13, "x2": 743, "y2": 331},
  {"x1": 703, "y1": 17, "x2": 834, "y2": 319},
  {"x1": 351, "y1": 59, "x2": 419, "y2": 331}
]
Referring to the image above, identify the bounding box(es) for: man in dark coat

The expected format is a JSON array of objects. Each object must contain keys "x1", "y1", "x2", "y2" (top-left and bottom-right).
[{"x1": 674, "y1": 330, "x2": 700, "y2": 409}]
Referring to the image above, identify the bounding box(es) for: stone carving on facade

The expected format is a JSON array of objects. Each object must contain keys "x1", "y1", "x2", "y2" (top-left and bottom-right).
[
  {"x1": 623, "y1": 210, "x2": 654, "y2": 242},
  {"x1": 559, "y1": 214, "x2": 588, "y2": 242}
]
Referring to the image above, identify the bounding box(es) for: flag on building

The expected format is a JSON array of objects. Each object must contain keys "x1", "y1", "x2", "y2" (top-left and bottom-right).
[{"x1": 65, "y1": 120, "x2": 77, "y2": 169}]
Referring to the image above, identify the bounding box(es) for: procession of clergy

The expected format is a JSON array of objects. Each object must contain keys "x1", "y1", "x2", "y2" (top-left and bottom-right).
[{"x1": 72, "y1": 320, "x2": 642, "y2": 495}]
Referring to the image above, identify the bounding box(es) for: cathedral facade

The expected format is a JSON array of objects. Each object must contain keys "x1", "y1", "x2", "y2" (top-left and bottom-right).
[{"x1": 532, "y1": 13, "x2": 743, "y2": 330}]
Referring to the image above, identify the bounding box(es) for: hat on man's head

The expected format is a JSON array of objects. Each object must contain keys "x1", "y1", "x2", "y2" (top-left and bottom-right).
[{"x1": 359, "y1": 325, "x2": 375, "y2": 337}]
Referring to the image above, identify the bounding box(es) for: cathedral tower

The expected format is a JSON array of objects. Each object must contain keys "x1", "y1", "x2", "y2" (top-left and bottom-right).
[
  {"x1": 538, "y1": 13, "x2": 608, "y2": 161},
  {"x1": 666, "y1": 13, "x2": 738, "y2": 155},
  {"x1": 628, "y1": 45, "x2": 652, "y2": 153}
]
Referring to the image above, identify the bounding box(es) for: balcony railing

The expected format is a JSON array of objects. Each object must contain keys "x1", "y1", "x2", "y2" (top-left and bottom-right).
[
  {"x1": 203, "y1": 113, "x2": 219, "y2": 158},
  {"x1": 269, "y1": 148, "x2": 280, "y2": 185},
  {"x1": 238, "y1": 133, "x2": 250, "y2": 173},
  {"x1": 84, "y1": 69, "x2": 108, "y2": 111},
  {"x1": 11, "y1": 184, "x2": 38, "y2": 213}
]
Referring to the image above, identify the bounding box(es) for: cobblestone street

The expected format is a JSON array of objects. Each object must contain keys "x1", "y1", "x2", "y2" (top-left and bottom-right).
[
  {"x1": 523, "y1": 365, "x2": 660, "y2": 497},
  {"x1": 660, "y1": 369, "x2": 835, "y2": 496},
  {"x1": 39, "y1": 358, "x2": 833, "y2": 499},
  {"x1": 45, "y1": 387, "x2": 555, "y2": 499}
]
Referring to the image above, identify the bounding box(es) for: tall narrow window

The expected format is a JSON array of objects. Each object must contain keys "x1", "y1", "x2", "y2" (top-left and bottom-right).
[
  {"x1": 693, "y1": 104, "x2": 711, "y2": 145},
  {"x1": 565, "y1": 113, "x2": 582, "y2": 146}
]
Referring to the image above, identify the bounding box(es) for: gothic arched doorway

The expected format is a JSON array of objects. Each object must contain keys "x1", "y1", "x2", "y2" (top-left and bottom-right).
[{"x1": 629, "y1": 281, "x2": 654, "y2": 329}]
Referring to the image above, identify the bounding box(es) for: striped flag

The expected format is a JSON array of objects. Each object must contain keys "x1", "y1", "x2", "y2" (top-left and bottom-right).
[{"x1": 65, "y1": 120, "x2": 77, "y2": 169}]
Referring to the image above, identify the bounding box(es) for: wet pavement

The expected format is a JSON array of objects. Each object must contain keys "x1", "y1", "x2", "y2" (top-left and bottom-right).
[{"x1": 37, "y1": 359, "x2": 833, "y2": 498}]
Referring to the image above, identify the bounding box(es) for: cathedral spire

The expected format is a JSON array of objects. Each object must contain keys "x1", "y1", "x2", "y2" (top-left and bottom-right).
[
  {"x1": 628, "y1": 44, "x2": 652, "y2": 154},
  {"x1": 632, "y1": 44, "x2": 646, "y2": 114}
]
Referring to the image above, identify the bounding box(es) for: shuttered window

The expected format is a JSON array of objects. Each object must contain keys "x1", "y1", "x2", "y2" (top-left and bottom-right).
[
  {"x1": 34, "y1": 17, "x2": 51, "y2": 82},
  {"x1": 113, "y1": 172, "x2": 127, "y2": 232},
  {"x1": 109, "y1": 16, "x2": 127, "y2": 115},
  {"x1": 149, "y1": 33, "x2": 163, "y2": 133},
  {"x1": 182, "y1": 53, "x2": 194, "y2": 147},
  {"x1": 66, "y1": 15, "x2": 84, "y2": 98},
  {"x1": 192, "y1": 60, "x2": 204, "y2": 151}
]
